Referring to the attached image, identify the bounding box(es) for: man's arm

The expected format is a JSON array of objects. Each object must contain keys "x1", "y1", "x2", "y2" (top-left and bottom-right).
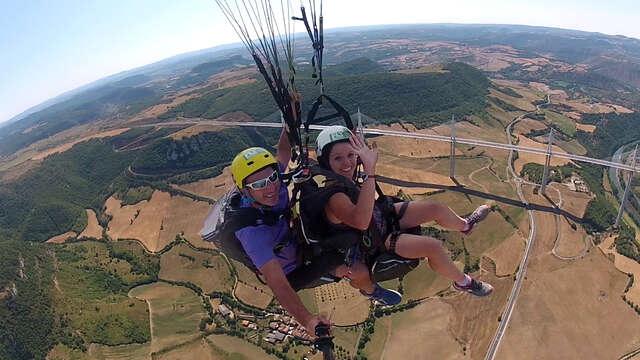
[
  {"x1": 260, "y1": 258, "x2": 326, "y2": 332},
  {"x1": 276, "y1": 93, "x2": 299, "y2": 167},
  {"x1": 276, "y1": 126, "x2": 292, "y2": 167}
]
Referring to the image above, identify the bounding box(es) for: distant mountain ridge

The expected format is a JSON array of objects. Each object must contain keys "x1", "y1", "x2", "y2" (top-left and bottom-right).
[{"x1": 2, "y1": 23, "x2": 640, "y2": 159}]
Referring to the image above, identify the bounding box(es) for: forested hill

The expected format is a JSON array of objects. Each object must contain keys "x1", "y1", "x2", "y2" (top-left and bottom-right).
[{"x1": 161, "y1": 61, "x2": 489, "y2": 128}]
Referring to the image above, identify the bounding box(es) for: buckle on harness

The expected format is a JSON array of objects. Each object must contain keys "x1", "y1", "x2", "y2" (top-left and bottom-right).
[
  {"x1": 292, "y1": 167, "x2": 311, "y2": 184},
  {"x1": 342, "y1": 246, "x2": 359, "y2": 283}
]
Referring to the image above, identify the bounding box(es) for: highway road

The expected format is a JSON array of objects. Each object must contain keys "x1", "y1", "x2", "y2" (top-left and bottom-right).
[{"x1": 483, "y1": 113, "x2": 537, "y2": 360}]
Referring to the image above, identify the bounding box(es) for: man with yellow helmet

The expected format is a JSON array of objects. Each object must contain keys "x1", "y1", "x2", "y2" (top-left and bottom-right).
[{"x1": 230, "y1": 127, "x2": 402, "y2": 334}]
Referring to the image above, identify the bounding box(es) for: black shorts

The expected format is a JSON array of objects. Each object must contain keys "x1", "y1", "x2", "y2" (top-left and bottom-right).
[{"x1": 286, "y1": 250, "x2": 345, "y2": 291}]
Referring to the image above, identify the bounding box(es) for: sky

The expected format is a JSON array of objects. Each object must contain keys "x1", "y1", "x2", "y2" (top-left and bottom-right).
[{"x1": 1, "y1": 0, "x2": 639, "y2": 124}]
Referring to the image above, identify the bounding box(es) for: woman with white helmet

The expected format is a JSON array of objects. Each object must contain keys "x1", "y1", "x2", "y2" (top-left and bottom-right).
[{"x1": 315, "y1": 125, "x2": 494, "y2": 297}]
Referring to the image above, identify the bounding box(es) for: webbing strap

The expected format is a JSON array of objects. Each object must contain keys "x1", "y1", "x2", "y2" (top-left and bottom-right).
[{"x1": 305, "y1": 94, "x2": 354, "y2": 131}]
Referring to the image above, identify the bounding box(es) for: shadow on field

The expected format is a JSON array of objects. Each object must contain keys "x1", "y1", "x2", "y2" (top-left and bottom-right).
[{"x1": 379, "y1": 175, "x2": 584, "y2": 223}]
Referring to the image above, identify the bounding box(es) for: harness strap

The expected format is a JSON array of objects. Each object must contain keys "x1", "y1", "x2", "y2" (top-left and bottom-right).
[
  {"x1": 397, "y1": 201, "x2": 410, "y2": 219},
  {"x1": 388, "y1": 231, "x2": 402, "y2": 255}
]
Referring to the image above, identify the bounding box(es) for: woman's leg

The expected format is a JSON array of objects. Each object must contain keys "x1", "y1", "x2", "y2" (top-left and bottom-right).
[
  {"x1": 385, "y1": 233, "x2": 466, "y2": 283},
  {"x1": 335, "y1": 260, "x2": 403, "y2": 305},
  {"x1": 334, "y1": 261, "x2": 375, "y2": 293},
  {"x1": 393, "y1": 200, "x2": 467, "y2": 231}
]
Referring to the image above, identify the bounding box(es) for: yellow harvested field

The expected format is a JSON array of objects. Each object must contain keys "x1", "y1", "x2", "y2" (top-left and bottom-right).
[
  {"x1": 105, "y1": 191, "x2": 211, "y2": 252},
  {"x1": 555, "y1": 222, "x2": 589, "y2": 258},
  {"x1": 489, "y1": 88, "x2": 537, "y2": 112},
  {"x1": 155, "y1": 338, "x2": 222, "y2": 360},
  {"x1": 514, "y1": 118, "x2": 547, "y2": 134},
  {"x1": 564, "y1": 111, "x2": 582, "y2": 120},
  {"x1": 599, "y1": 236, "x2": 640, "y2": 305},
  {"x1": 492, "y1": 79, "x2": 526, "y2": 89},
  {"x1": 234, "y1": 281, "x2": 273, "y2": 309},
  {"x1": 372, "y1": 120, "x2": 503, "y2": 158},
  {"x1": 31, "y1": 128, "x2": 129, "y2": 160},
  {"x1": 195, "y1": 68, "x2": 258, "y2": 92},
  {"x1": 167, "y1": 111, "x2": 254, "y2": 140},
  {"x1": 79, "y1": 209, "x2": 103, "y2": 239},
  {"x1": 159, "y1": 243, "x2": 233, "y2": 293},
  {"x1": 376, "y1": 160, "x2": 457, "y2": 196},
  {"x1": 486, "y1": 232, "x2": 526, "y2": 276},
  {"x1": 168, "y1": 124, "x2": 228, "y2": 140},
  {"x1": 46, "y1": 231, "x2": 76, "y2": 244},
  {"x1": 610, "y1": 104, "x2": 634, "y2": 113},
  {"x1": 208, "y1": 110, "x2": 254, "y2": 123},
  {"x1": 315, "y1": 281, "x2": 370, "y2": 326},
  {"x1": 174, "y1": 166, "x2": 233, "y2": 201},
  {"x1": 129, "y1": 93, "x2": 201, "y2": 121},
  {"x1": 22, "y1": 122, "x2": 47, "y2": 134},
  {"x1": 556, "y1": 185, "x2": 593, "y2": 217},
  {"x1": 497, "y1": 249, "x2": 640, "y2": 360},
  {"x1": 514, "y1": 135, "x2": 573, "y2": 174},
  {"x1": 393, "y1": 65, "x2": 448, "y2": 74},
  {"x1": 576, "y1": 123, "x2": 596, "y2": 133},
  {"x1": 444, "y1": 273, "x2": 514, "y2": 359},
  {"x1": 372, "y1": 123, "x2": 452, "y2": 158},
  {"x1": 551, "y1": 187, "x2": 591, "y2": 257},
  {"x1": 545, "y1": 90, "x2": 632, "y2": 114},
  {"x1": 381, "y1": 300, "x2": 464, "y2": 360}
]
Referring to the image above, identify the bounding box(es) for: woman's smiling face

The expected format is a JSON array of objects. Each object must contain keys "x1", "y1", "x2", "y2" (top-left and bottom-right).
[{"x1": 328, "y1": 142, "x2": 357, "y2": 178}]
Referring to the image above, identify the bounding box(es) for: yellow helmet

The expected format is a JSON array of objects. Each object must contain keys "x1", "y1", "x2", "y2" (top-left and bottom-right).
[{"x1": 231, "y1": 147, "x2": 277, "y2": 188}]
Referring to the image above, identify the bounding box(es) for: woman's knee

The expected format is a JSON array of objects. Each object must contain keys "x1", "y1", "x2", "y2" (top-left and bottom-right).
[
  {"x1": 334, "y1": 261, "x2": 369, "y2": 279},
  {"x1": 349, "y1": 261, "x2": 370, "y2": 280},
  {"x1": 391, "y1": 233, "x2": 445, "y2": 259}
]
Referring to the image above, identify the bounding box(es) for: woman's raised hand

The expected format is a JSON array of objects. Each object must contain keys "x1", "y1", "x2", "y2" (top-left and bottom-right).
[{"x1": 349, "y1": 133, "x2": 378, "y2": 175}]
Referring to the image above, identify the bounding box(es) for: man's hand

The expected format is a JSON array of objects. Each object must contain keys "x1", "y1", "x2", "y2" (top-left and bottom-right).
[{"x1": 304, "y1": 315, "x2": 331, "y2": 339}]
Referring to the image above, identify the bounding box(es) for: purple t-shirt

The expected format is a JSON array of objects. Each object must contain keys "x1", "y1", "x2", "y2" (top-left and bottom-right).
[{"x1": 235, "y1": 167, "x2": 297, "y2": 274}]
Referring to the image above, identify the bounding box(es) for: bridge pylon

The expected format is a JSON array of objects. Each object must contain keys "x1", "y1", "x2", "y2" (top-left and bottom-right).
[
  {"x1": 615, "y1": 145, "x2": 639, "y2": 227},
  {"x1": 450, "y1": 115, "x2": 456, "y2": 179},
  {"x1": 541, "y1": 129, "x2": 554, "y2": 195}
]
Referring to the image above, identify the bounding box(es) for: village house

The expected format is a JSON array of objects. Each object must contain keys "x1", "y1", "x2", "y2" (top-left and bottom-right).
[{"x1": 218, "y1": 304, "x2": 234, "y2": 319}]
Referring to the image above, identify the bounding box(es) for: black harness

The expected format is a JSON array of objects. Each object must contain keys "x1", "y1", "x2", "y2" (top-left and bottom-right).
[{"x1": 295, "y1": 164, "x2": 419, "y2": 281}]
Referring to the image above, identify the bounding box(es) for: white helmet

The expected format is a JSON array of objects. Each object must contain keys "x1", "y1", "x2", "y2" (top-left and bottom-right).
[{"x1": 316, "y1": 125, "x2": 352, "y2": 157}]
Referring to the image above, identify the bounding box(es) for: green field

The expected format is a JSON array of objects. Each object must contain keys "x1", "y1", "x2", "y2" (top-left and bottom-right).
[
  {"x1": 297, "y1": 288, "x2": 319, "y2": 314},
  {"x1": 159, "y1": 243, "x2": 233, "y2": 294},
  {"x1": 88, "y1": 342, "x2": 151, "y2": 360},
  {"x1": 230, "y1": 259, "x2": 272, "y2": 295},
  {"x1": 206, "y1": 334, "x2": 278, "y2": 360},
  {"x1": 402, "y1": 261, "x2": 452, "y2": 300},
  {"x1": 129, "y1": 282, "x2": 206, "y2": 353},
  {"x1": 543, "y1": 110, "x2": 576, "y2": 136},
  {"x1": 54, "y1": 240, "x2": 158, "y2": 347},
  {"x1": 332, "y1": 326, "x2": 361, "y2": 359},
  {"x1": 48, "y1": 344, "x2": 92, "y2": 360},
  {"x1": 471, "y1": 166, "x2": 518, "y2": 199},
  {"x1": 362, "y1": 317, "x2": 391, "y2": 360}
]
